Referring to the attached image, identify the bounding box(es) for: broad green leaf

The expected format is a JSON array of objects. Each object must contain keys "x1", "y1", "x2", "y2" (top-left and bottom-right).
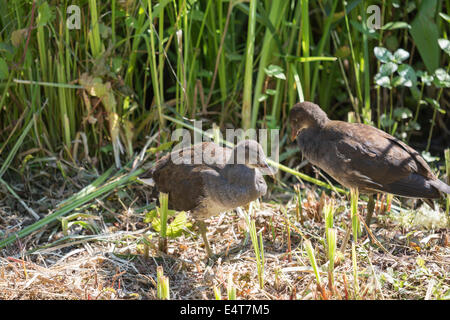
[
  {"x1": 374, "y1": 46, "x2": 393, "y2": 63},
  {"x1": 151, "y1": 211, "x2": 191, "y2": 238},
  {"x1": 410, "y1": 0, "x2": 440, "y2": 73}
]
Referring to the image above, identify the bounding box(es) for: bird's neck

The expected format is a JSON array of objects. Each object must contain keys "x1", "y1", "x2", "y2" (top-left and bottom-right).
[
  {"x1": 297, "y1": 127, "x2": 322, "y2": 162},
  {"x1": 217, "y1": 165, "x2": 260, "y2": 206}
]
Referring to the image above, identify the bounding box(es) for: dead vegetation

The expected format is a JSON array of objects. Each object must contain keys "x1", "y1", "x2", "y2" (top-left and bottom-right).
[{"x1": 0, "y1": 167, "x2": 449, "y2": 300}]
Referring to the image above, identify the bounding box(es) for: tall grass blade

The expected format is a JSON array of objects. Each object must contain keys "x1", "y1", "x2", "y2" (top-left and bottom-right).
[{"x1": 241, "y1": 0, "x2": 257, "y2": 130}]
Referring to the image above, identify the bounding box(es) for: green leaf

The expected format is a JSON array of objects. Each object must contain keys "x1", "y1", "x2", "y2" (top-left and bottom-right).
[
  {"x1": 391, "y1": 76, "x2": 404, "y2": 87},
  {"x1": 374, "y1": 46, "x2": 394, "y2": 63},
  {"x1": 380, "y1": 114, "x2": 395, "y2": 129},
  {"x1": 408, "y1": 120, "x2": 421, "y2": 131},
  {"x1": 349, "y1": 20, "x2": 378, "y2": 39},
  {"x1": 433, "y1": 68, "x2": 450, "y2": 87},
  {"x1": 379, "y1": 62, "x2": 398, "y2": 76},
  {"x1": 424, "y1": 98, "x2": 446, "y2": 114},
  {"x1": 144, "y1": 209, "x2": 158, "y2": 223},
  {"x1": 438, "y1": 38, "x2": 450, "y2": 56},
  {"x1": 410, "y1": 0, "x2": 440, "y2": 73},
  {"x1": 190, "y1": 9, "x2": 205, "y2": 21},
  {"x1": 439, "y1": 12, "x2": 450, "y2": 23},
  {"x1": 258, "y1": 94, "x2": 268, "y2": 102},
  {"x1": 393, "y1": 107, "x2": 413, "y2": 120},
  {"x1": 151, "y1": 211, "x2": 191, "y2": 238},
  {"x1": 11, "y1": 29, "x2": 27, "y2": 47},
  {"x1": 147, "y1": 141, "x2": 174, "y2": 154},
  {"x1": 393, "y1": 48, "x2": 410, "y2": 63},
  {"x1": 0, "y1": 58, "x2": 8, "y2": 80},
  {"x1": 421, "y1": 151, "x2": 440, "y2": 162},
  {"x1": 37, "y1": 2, "x2": 54, "y2": 27},
  {"x1": 374, "y1": 73, "x2": 391, "y2": 88},
  {"x1": 166, "y1": 211, "x2": 191, "y2": 238},
  {"x1": 264, "y1": 64, "x2": 286, "y2": 80},
  {"x1": 381, "y1": 21, "x2": 411, "y2": 30},
  {"x1": 416, "y1": 71, "x2": 434, "y2": 85},
  {"x1": 396, "y1": 64, "x2": 417, "y2": 87}
]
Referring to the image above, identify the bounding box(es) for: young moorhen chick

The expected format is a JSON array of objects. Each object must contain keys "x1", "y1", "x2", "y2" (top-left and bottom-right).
[
  {"x1": 289, "y1": 101, "x2": 450, "y2": 227},
  {"x1": 142, "y1": 139, "x2": 272, "y2": 257}
]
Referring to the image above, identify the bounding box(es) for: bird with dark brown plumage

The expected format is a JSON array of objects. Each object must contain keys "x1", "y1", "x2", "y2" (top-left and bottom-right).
[
  {"x1": 141, "y1": 139, "x2": 272, "y2": 257},
  {"x1": 289, "y1": 101, "x2": 450, "y2": 228}
]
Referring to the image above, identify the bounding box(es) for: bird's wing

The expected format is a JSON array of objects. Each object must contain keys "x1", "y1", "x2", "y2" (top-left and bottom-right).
[
  {"x1": 153, "y1": 162, "x2": 210, "y2": 212},
  {"x1": 151, "y1": 142, "x2": 230, "y2": 212},
  {"x1": 330, "y1": 122, "x2": 434, "y2": 191}
]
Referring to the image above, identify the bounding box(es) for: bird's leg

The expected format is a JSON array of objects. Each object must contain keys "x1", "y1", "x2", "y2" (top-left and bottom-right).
[
  {"x1": 197, "y1": 220, "x2": 213, "y2": 258},
  {"x1": 365, "y1": 194, "x2": 375, "y2": 229}
]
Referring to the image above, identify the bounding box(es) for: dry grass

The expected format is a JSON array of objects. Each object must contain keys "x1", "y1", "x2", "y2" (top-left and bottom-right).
[{"x1": 0, "y1": 168, "x2": 449, "y2": 300}]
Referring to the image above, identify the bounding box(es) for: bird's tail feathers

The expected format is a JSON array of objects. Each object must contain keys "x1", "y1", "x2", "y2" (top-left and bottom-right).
[{"x1": 430, "y1": 179, "x2": 450, "y2": 195}]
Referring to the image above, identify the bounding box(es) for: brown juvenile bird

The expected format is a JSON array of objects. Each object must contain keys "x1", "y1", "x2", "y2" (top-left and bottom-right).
[
  {"x1": 141, "y1": 139, "x2": 272, "y2": 257},
  {"x1": 289, "y1": 101, "x2": 450, "y2": 228}
]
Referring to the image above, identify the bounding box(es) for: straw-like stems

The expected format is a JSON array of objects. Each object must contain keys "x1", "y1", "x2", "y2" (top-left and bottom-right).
[
  {"x1": 294, "y1": 184, "x2": 303, "y2": 223},
  {"x1": 157, "y1": 192, "x2": 169, "y2": 253},
  {"x1": 157, "y1": 266, "x2": 170, "y2": 300},
  {"x1": 227, "y1": 273, "x2": 236, "y2": 300},
  {"x1": 243, "y1": 203, "x2": 265, "y2": 289},
  {"x1": 304, "y1": 239, "x2": 326, "y2": 299},
  {"x1": 350, "y1": 188, "x2": 360, "y2": 243},
  {"x1": 0, "y1": 166, "x2": 143, "y2": 248},
  {"x1": 386, "y1": 193, "x2": 393, "y2": 213},
  {"x1": 445, "y1": 149, "x2": 450, "y2": 215},
  {"x1": 213, "y1": 285, "x2": 222, "y2": 300},
  {"x1": 323, "y1": 199, "x2": 336, "y2": 293},
  {"x1": 323, "y1": 199, "x2": 334, "y2": 232},
  {"x1": 283, "y1": 208, "x2": 292, "y2": 263},
  {"x1": 327, "y1": 228, "x2": 337, "y2": 293},
  {"x1": 351, "y1": 242, "x2": 360, "y2": 299},
  {"x1": 241, "y1": 0, "x2": 257, "y2": 130}
]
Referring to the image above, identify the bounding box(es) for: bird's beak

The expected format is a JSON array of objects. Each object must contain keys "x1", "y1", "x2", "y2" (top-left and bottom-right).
[
  {"x1": 257, "y1": 159, "x2": 276, "y2": 181},
  {"x1": 290, "y1": 130, "x2": 298, "y2": 142}
]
